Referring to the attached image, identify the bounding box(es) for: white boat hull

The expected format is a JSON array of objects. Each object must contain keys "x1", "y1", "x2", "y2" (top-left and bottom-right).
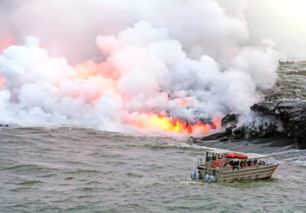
[{"x1": 197, "y1": 164, "x2": 278, "y2": 182}]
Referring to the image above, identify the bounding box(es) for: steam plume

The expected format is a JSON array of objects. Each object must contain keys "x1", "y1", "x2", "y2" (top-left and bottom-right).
[{"x1": 0, "y1": 0, "x2": 278, "y2": 135}]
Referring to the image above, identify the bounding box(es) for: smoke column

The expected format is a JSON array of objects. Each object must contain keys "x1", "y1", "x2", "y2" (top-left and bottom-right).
[{"x1": 0, "y1": 0, "x2": 278, "y2": 135}]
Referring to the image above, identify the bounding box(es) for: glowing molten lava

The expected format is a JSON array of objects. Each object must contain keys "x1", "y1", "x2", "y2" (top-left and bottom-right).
[{"x1": 125, "y1": 113, "x2": 221, "y2": 135}]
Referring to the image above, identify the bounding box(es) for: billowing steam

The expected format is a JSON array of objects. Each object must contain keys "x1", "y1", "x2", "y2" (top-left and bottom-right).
[{"x1": 0, "y1": 0, "x2": 278, "y2": 135}]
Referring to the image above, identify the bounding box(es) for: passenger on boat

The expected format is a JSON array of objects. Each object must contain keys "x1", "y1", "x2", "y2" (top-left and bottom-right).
[
  {"x1": 233, "y1": 160, "x2": 240, "y2": 170},
  {"x1": 212, "y1": 160, "x2": 218, "y2": 168},
  {"x1": 258, "y1": 160, "x2": 266, "y2": 166},
  {"x1": 240, "y1": 160, "x2": 245, "y2": 168},
  {"x1": 240, "y1": 160, "x2": 246, "y2": 168},
  {"x1": 211, "y1": 160, "x2": 218, "y2": 175},
  {"x1": 218, "y1": 159, "x2": 224, "y2": 167},
  {"x1": 254, "y1": 159, "x2": 258, "y2": 167}
]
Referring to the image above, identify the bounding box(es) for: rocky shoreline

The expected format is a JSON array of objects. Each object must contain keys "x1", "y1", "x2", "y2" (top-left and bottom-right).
[{"x1": 193, "y1": 61, "x2": 306, "y2": 149}]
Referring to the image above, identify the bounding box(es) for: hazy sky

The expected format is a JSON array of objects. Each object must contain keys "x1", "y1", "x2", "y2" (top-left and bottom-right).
[
  {"x1": 246, "y1": 0, "x2": 306, "y2": 60},
  {"x1": 0, "y1": 0, "x2": 306, "y2": 61}
]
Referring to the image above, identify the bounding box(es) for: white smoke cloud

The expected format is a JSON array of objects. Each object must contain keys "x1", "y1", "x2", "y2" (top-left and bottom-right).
[
  {"x1": 2, "y1": 0, "x2": 248, "y2": 63},
  {"x1": 0, "y1": 0, "x2": 279, "y2": 134}
]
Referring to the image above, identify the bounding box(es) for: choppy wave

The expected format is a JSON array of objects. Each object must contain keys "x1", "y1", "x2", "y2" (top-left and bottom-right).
[{"x1": 1, "y1": 127, "x2": 306, "y2": 212}]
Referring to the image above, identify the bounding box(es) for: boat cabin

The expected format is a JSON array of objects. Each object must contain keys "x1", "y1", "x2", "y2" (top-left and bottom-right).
[
  {"x1": 198, "y1": 151, "x2": 269, "y2": 171},
  {"x1": 191, "y1": 150, "x2": 277, "y2": 182}
]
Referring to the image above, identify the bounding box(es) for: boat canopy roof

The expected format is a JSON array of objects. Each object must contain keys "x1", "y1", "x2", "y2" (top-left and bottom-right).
[
  {"x1": 225, "y1": 152, "x2": 248, "y2": 159},
  {"x1": 205, "y1": 149, "x2": 268, "y2": 159}
]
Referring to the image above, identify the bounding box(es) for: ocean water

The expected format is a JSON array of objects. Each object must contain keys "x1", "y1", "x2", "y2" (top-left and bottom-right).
[{"x1": 1, "y1": 127, "x2": 306, "y2": 213}]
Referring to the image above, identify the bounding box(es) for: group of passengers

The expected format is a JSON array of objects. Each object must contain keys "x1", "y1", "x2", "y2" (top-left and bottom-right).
[
  {"x1": 206, "y1": 156, "x2": 267, "y2": 171},
  {"x1": 204, "y1": 152, "x2": 268, "y2": 172},
  {"x1": 226, "y1": 159, "x2": 266, "y2": 170},
  {"x1": 206, "y1": 153, "x2": 224, "y2": 168}
]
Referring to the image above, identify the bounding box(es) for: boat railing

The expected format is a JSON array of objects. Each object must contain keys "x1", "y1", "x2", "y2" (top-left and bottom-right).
[{"x1": 197, "y1": 153, "x2": 277, "y2": 168}]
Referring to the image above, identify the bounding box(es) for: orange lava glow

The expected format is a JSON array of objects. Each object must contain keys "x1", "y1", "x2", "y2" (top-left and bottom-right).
[
  {"x1": 0, "y1": 34, "x2": 15, "y2": 54},
  {"x1": 174, "y1": 97, "x2": 193, "y2": 107},
  {"x1": 125, "y1": 113, "x2": 221, "y2": 135},
  {"x1": 0, "y1": 75, "x2": 5, "y2": 89},
  {"x1": 0, "y1": 40, "x2": 222, "y2": 136}
]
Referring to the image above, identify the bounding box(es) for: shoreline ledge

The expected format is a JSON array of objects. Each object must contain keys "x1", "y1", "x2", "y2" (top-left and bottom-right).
[{"x1": 192, "y1": 61, "x2": 306, "y2": 149}]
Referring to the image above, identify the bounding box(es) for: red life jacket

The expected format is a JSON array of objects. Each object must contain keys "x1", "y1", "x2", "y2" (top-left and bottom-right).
[
  {"x1": 218, "y1": 159, "x2": 224, "y2": 167},
  {"x1": 212, "y1": 160, "x2": 218, "y2": 168}
]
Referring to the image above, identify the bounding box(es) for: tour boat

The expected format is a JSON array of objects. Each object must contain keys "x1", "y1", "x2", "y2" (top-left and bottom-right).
[{"x1": 191, "y1": 150, "x2": 279, "y2": 182}]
